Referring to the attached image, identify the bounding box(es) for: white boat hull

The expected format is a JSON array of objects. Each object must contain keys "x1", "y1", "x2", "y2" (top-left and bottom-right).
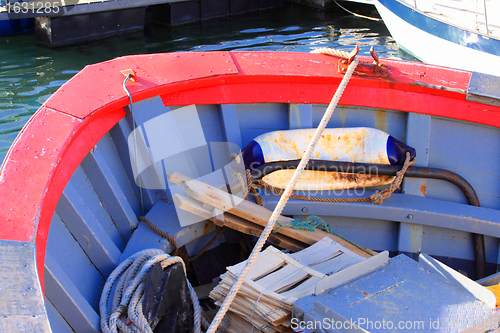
[{"x1": 374, "y1": 0, "x2": 500, "y2": 77}]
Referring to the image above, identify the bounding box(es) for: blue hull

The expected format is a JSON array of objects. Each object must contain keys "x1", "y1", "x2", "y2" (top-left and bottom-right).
[{"x1": 0, "y1": 18, "x2": 34, "y2": 36}]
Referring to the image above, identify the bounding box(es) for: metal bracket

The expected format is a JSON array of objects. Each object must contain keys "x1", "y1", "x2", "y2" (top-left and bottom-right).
[{"x1": 339, "y1": 46, "x2": 388, "y2": 77}]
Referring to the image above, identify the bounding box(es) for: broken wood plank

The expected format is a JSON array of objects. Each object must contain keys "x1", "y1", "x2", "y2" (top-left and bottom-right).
[
  {"x1": 173, "y1": 193, "x2": 306, "y2": 252},
  {"x1": 167, "y1": 172, "x2": 375, "y2": 257}
]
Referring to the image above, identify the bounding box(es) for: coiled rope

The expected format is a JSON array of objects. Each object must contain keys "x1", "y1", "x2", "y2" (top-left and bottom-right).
[
  {"x1": 99, "y1": 249, "x2": 204, "y2": 333},
  {"x1": 206, "y1": 48, "x2": 360, "y2": 333}
]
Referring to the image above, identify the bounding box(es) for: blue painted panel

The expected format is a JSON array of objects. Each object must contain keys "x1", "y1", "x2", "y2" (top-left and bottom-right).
[
  {"x1": 45, "y1": 297, "x2": 74, "y2": 333},
  {"x1": 44, "y1": 254, "x2": 100, "y2": 333},
  {"x1": 236, "y1": 103, "x2": 288, "y2": 146},
  {"x1": 46, "y1": 213, "x2": 105, "y2": 312},
  {"x1": 311, "y1": 105, "x2": 407, "y2": 142},
  {"x1": 399, "y1": 113, "x2": 430, "y2": 254},
  {"x1": 421, "y1": 227, "x2": 498, "y2": 263},
  {"x1": 120, "y1": 200, "x2": 218, "y2": 262},
  {"x1": 316, "y1": 216, "x2": 399, "y2": 252},
  {"x1": 264, "y1": 192, "x2": 500, "y2": 238},
  {"x1": 189, "y1": 104, "x2": 224, "y2": 143},
  {"x1": 109, "y1": 118, "x2": 155, "y2": 212},
  {"x1": 289, "y1": 103, "x2": 313, "y2": 130},
  {"x1": 56, "y1": 182, "x2": 120, "y2": 278},
  {"x1": 95, "y1": 133, "x2": 141, "y2": 218},
  {"x1": 69, "y1": 166, "x2": 125, "y2": 250},
  {"x1": 219, "y1": 104, "x2": 243, "y2": 148},
  {"x1": 81, "y1": 148, "x2": 138, "y2": 239},
  {"x1": 428, "y1": 118, "x2": 500, "y2": 209}
]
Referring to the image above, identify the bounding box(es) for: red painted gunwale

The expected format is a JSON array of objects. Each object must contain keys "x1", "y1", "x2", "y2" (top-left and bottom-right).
[{"x1": 0, "y1": 51, "x2": 499, "y2": 288}]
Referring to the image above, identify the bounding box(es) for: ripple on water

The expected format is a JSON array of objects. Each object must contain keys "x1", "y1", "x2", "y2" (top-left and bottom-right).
[{"x1": 0, "y1": 3, "x2": 416, "y2": 165}]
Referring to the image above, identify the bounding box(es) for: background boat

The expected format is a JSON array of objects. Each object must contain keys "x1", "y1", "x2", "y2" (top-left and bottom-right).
[
  {"x1": 373, "y1": 0, "x2": 500, "y2": 76},
  {"x1": 1, "y1": 51, "x2": 500, "y2": 331}
]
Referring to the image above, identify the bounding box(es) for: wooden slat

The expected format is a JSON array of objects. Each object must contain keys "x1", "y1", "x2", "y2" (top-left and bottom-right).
[
  {"x1": 47, "y1": 213, "x2": 105, "y2": 311},
  {"x1": 56, "y1": 182, "x2": 120, "y2": 278},
  {"x1": 110, "y1": 117, "x2": 156, "y2": 211},
  {"x1": 69, "y1": 166, "x2": 126, "y2": 251},
  {"x1": 81, "y1": 148, "x2": 138, "y2": 240},
  {"x1": 173, "y1": 193, "x2": 306, "y2": 252},
  {"x1": 44, "y1": 254, "x2": 100, "y2": 333},
  {"x1": 219, "y1": 104, "x2": 243, "y2": 148},
  {"x1": 167, "y1": 172, "x2": 375, "y2": 257}
]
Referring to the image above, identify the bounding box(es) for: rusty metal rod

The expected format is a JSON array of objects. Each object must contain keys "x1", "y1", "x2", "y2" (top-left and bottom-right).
[{"x1": 250, "y1": 160, "x2": 487, "y2": 279}]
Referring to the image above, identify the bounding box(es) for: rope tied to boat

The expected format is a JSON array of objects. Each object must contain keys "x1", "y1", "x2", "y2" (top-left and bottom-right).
[
  {"x1": 253, "y1": 152, "x2": 415, "y2": 205},
  {"x1": 206, "y1": 46, "x2": 360, "y2": 333}
]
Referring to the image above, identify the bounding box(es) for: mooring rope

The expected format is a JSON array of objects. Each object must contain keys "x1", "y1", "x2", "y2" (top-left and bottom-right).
[
  {"x1": 123, "y1": 74, "x2": 145, "y2": 215},
  {"x1": 99, "y1": 249, "x2": 204, "y2": 333},
  {"x1": 206, "y1": 48, "x2": 360, "y2": 333}
]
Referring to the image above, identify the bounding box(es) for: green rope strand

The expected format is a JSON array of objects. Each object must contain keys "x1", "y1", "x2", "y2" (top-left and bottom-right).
[{"x1": 274, "y1": 215, "x2": 371, "y2": 255}]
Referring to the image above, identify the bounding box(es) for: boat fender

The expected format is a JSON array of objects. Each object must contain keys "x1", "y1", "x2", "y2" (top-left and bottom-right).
[{"x1": 242, "y1": 127, "x2": 415, "y2": 169}]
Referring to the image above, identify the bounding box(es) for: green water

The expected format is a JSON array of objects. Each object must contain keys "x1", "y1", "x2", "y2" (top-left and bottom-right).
[{"x1": 0, "y1": 3, "x2": 415, "y2": 164}]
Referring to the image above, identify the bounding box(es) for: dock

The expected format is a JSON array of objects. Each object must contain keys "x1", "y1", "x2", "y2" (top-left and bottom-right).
[{"x1": 0, "y1": 0, "x2": 284, "y2": 46}]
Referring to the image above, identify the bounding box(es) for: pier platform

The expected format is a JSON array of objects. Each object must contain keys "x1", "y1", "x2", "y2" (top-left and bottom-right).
[{"x1": 0, "y1": 0, "x2": 284, "y2": 46}]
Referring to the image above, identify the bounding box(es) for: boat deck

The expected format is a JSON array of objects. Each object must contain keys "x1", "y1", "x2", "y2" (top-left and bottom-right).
[{"x1": 399, "y1": 0, "x2": 500, "y2": 39}]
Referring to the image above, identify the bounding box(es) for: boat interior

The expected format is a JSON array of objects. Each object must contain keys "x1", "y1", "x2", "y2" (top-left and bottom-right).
[
  {"x1": 2, "y1": 51, "x2": 498, "y2": 332},
  {"x1": 44, "y1": 97, "x2": 500, "y2": 332}
]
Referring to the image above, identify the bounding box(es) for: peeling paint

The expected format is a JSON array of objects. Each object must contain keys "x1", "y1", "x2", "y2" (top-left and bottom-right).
[
  {"x1": 262, "y1": 170, "x2": 395, "y2": 191},
  {"x1": 420, "y1": 180, "x2": 427, "y2": 197}
]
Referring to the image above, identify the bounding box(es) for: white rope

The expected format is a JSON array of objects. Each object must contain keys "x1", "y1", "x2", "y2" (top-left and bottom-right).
[
  {"x1": 206, "y1": 53, "x2": 360, "y2": 333},
  {"x1": 99, "y1": 249, "x2": 204, "y2": 333},
  {"x1": 311, "y1": 47, "x2": 350, "y2": 59}
]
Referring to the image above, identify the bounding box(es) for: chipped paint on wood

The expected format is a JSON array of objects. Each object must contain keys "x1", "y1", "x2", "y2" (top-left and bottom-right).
[
  {"x1": 420, "y1": 180, "x2": 427, "y2": 197},
  {"x1": 262, "y1": 170, "x2": 395, "y2": 191},
  {"x1": 255, "y1": 128, "x2": 391, "y2": 165}
]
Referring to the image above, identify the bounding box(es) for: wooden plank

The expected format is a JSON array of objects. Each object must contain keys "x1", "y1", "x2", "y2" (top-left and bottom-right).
[
  {"x1": 81, "y1": 145, "x2": 139, "y2": 240},
  {"x1": 315, "y1": 251, "x2": 389, "y2": 295},
  {"x1": 418, "y1": 253, "x2": 496, "y2": 309},
  {"x1": 289, "y1": 103, "x2": 313, "y2": 129},
  {"x1": 44, "y1": 254, "x2": 100, "y2": 333},
  {"x1": 45, "y1": 297, "x2": 74, "y2": 333},
  {"x1": 47, "y1": 213, "x2": 105, "y2": 311},
  {"x1": 173, "y1": 193, "x2": 307, "y2": 252},
  {"x1": 399, "y1": 112, "x2": 430, "y2": 255},
  {"x1": 219, "y1": 104, "x2": 243, "y2": 148},
  {"x1": 167, "y1": 172, "x2": 374, "y2": 257},
  {"x1": 95, "y1": 133, "x2": 141, "y2": 217},
  {"x1": 69, "y1": 166, "x2": 126, "y2": 251},
  {"x1": 110, "y1": 117, "x2": 156, "y2": 211},
  {"x1": 0, "y1": 240, "x2": 50, "y2": 332},
  {"x1": 56, "y1": 182, "x2": 120, "y2": 278}
]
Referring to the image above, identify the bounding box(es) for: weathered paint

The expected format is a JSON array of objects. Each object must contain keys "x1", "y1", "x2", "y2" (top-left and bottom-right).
[
  {"x1": 262, "y1": 170, "x2": 395, "y2": 191},
  {"x1": 254, "y1": 128, "x2": 391, "y2": 164},
  {"x1": 0, "y1": 51, "x2": 499, "y2": 298}
]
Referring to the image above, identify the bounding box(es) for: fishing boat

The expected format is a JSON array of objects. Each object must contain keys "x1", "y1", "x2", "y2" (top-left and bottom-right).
[
  {"x1": 1, "y1": 49, "x2": 500, "y2": 332},
  {"x1": 373, "y1": 0, "x2": 500, "y2": 76}
]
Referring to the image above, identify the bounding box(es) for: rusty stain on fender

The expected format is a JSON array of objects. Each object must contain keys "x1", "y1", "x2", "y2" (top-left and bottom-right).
[
  {"x1": 255, "y1": 127, "x2": 392, "y2": 165},
  {"x1": 262, "y1": 170, "x2": 395, "y2": 191}
]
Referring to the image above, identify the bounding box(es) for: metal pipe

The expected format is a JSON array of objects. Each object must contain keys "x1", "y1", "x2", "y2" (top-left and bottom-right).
[{"x1": 250, "y1": 160, "x2": 487, "y2": 278}]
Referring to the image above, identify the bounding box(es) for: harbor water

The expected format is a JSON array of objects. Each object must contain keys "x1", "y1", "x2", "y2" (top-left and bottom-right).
[{"x1": 0, "y1": 2, "x2": 416, "y2": 165}]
